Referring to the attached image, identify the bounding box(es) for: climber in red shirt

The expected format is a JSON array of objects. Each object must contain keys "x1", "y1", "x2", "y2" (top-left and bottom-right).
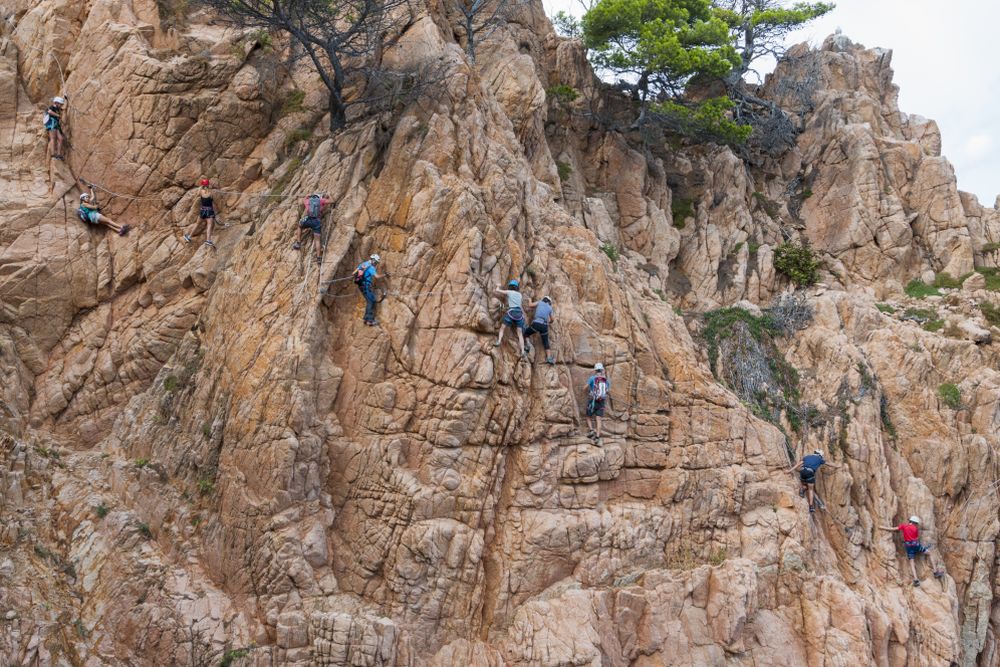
[{"x1": 878, "y1": 515, "x2": 944, "y2": 587}]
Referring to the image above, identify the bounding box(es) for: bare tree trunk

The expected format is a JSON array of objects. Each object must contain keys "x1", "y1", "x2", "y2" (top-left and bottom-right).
[
  {"x1": 329, "y1": 90, "x2": 346, "y2": 131},
  {"x1": 465, "y1": 16, "x2": 476, "y2": 64}
]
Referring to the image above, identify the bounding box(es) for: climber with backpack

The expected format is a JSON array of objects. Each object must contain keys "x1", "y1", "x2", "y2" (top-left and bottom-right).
[
  {"x1": 493, "y1": 280, "x2": 527, "y2": 355},
  {"x1": 292, "y1": 193, "x2": 330, "y2": 263},
  {"x1": 354, "y1": 253, "x2": 385, "y2": 325},
  {"x1": 788, "y1": 449, "x2": 832, "y2": 514},
  {"x1": 43, "y1": 96, "x2": 66, "y2": 160},
  {"x1": 77, "y1": 181, "x2": 130, "y2": 235},
  {"x1": 522, "y1": 296, "x2": 555, "y2": 364},
  {"x1": 183, "y1": 178, "x2": 219, "y2": 249},
  {"x1": 585, "y1": 363, "x2": 610, "y2": 442},
  {"x1": 878, "y1": 516, "x2": 945, "y2": 587}
]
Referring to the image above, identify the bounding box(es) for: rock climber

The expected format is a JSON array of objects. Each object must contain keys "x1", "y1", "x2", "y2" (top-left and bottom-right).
[
  {"x1": 293, "y1": 193, "x2": 331, "y2": 263},
  {"x1": 44, "y1": 96, "x2": 66, "y2": 160},
  {"x1": 788, "y1": 449, "x2": 828, "y2": 513},
  {"x1": 494, "y1": 279, "x2": 526, "y2": 355},
  {"x1": 183, "y1": 178, "x2": 218, "y2": 249},
  {"x1": 522, "y1": 296, "x2": 555, "y2": 364},
  {"x1": 585, "y1": 363, "x2": 610, "y2": 442},
  {"x1": 878, "y1": 516, "x2": 945, "y2": 587},
  {"x1": 77, "y1": 181, "x2": 130, "y2": 235},
  {"x1": 354, "y1": 253, "x2": 385, "y2": 326}
]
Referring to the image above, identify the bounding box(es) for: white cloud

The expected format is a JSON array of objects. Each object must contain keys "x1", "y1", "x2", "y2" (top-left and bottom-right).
[{"x1": 964, "y1": 134, "x2": 992, "y2": 160}]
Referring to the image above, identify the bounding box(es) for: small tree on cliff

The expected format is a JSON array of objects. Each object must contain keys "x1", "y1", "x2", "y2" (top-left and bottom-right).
[
  {"x1": 456, "y1": 0, "x2": 524, "y2": 64},
  {"x1": 200, "y1": 0, "x2": 410, "y2": 131},
  {"x1": 581, "y1": 0, "x2": 750, "y2": 145}
]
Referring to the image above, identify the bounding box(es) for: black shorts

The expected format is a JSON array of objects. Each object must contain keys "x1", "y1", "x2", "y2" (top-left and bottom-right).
[
  {"x1": 587, "y1": 399, "x2": 605, "y2": 417},
  {"x1": 799, "y1": 468, "x2": 815, "y2": 485},
  {"x1": 199, "y1": 206, "x2": 216, "y2": 219},
  {"x1": 524, "y1": 321, "x2": 550, "y2": 349},
  {"x1": 299, "y1": 216, "x2": 322, "y2": 234}
]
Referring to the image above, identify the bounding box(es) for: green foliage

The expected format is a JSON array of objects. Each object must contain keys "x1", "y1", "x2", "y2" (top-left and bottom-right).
[
  {"x1": 800, "y1": 188, "x2": 813, "y2": 199},
  {"x1": 138, "y1": 523, "x2": 152, "y2": 539},
  {"x1": 653, "y1": 288, "x2": 668, "y2": 301},
  {"x1": 708, "y1": 547, "x2": 727, "y2": 566},
  {"x1": 982, "y1": 242, "x2": 1000, "y2": 252},
  {"x1": 155, "y1": 0, "x2": 189, "y2": 30},
  {"x1": 879, "y1": 395, "x2": 896, "y2": 440},
  {"x1": 938, "y1": 383, "x2": 961, "y2": 409},
  {"x1": 135, "y1": 458, "x2": 149, "y2": 469},
  {"x1": 652, "y1": 97, "x2": 752, "y2": 145},
  {"x1": 582, "y1": 0, "x2": 739, "y2": 99},
  {"x1": 714, "y1": 0, "x2": 833, "y2": 73},
  {"x1": 546, "y1": 84, "x2": 580, "y2": 105},
  {"x1": 773, "y1": 241, "x2": 820, "y2": 287},
  {"x1": 284, "y1": 127, "x2": 312, "y2": 152},
  {"x1": 556, "y1": 160, "x2": 573, "y2": 181},
  {"x1": 197, "y1": 478, "x2": 215, "y2": 496},
  {"x1": 220, "y1": 648, "x2": 252, "y2": 667},
  {"x1": 280, "y1": 89, "x2": 306, "y2": 116},
  {"x1": 552, "y1": 10, "x2": 582, "y2": 37},
  {"x1": 94, "y1": 503, "x2": 109, "y2": 519},
  {"x1": 270, "y1": 157, "x2": 302, "y2": 196},
  {"x1": 202, "y1": 421, "x2": 212, "y2": 438},
  {"x1": 747, "y1": 241, "x2": 760, "y2": 255},
  {"x1": 732, "y1": 241, "x2": 743, "y2": 254},
  {"x1": 671, "y1": 197, "x2": 694, "y2": 228},
  {"x1": 903, "y1": 307, "x2": 937, "y2": 321},
  {"x1": 163, "y1": 375, "x2": 178, "y2": 392},
  {"x1": 904, "y1": 280, "x2": 940, "y2": 299},
  {"x1": 702, "y1": 307, "x2": 778, "y2": 377},
  {"x1": 752, "y1": 191, "x2": 779, "y2": 218},
  {"x1": 922, "y1": 319, "x2": 945, "y2": 332},
  {"x1": 980, "y1": 301, "x2": 1000, "y2": 327},
  {"x1": 932, "y1": 272, "x2": 969, "y2": 289},
  {"x1": 249, "y1": 28, "x2": 272, "y2": 49},
  {"x1": 875, "y1": 303, "x2": 895, "y2": 314},
  {"x1": 599, "y1": 242, "x2": 620, "y2": 262},
  {"x1": 975, "y1": 268, "x2": 1000, "y2": 291}
]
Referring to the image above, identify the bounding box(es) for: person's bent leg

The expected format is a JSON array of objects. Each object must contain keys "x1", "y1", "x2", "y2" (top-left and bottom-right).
[
  {"x1": 516, "y1": 326, "x2": 525, "y2": 353},
  {"x1": 313, "y1": 232, "x2": 322, "y2": 260},
  {"x1": 806, "y1": 485, "x2": 814, "y2": 510},
  {"x1": 595, "y1": 414, "x2": 603, "y2": 437},
  {"x1": 206, "y1": 217, "x2": 214, "y2": 244},
  {"x1": 909, "y1": 557, "x2": 918, "y2": 582},
  {"x1": 56, "y1": 131, "x2": 64, "y2": 157}
]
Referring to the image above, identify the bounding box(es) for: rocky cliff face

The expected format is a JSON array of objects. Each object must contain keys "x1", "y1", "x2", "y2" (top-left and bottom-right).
[{"x1": 3, "y1": 1, "x2": 1000, "y2": 665}]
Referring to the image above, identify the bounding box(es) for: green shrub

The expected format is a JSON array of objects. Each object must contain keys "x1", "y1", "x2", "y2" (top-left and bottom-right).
[
  {"x1": 932, "y1": 272, "x2": 969, "y2": 289},
  {"x1": 94, "y1": 503, "x2": 109, "y2": 519},
  {"x1": 747, "y1": 241, "x2": 760, "y2": 255},
  {"x1": 671, "y1": 197, "x2": 694, "y2": 229},
  {"x1": 653, "y1": 288, "x2": 667, "y2": 302},
  {"x1": 652, "y1": 97, "x2": 752, "y2": 146},
  {"x1": 284, "y1": 127, "x2": 312, "y2": 152},
  {"x1": 163, "y1": 375, "x2": 178, "y2": 392},
  {"x1": 875, "y1": 303, "x2": 896, "y2": 314},
  {"x1": 773, "y1": 241, "x2": 820, "y2": 287},
  {"x1": 599, "y1": 242, "x2": 619, "y2": 262},
  {"x1": 982, "y1": 242, "x2": 1000, "y2": 252},
  {"x1": 546, "y1": 84, "x2": 579, "y2": 105},
  {"x1": 904, "y1": 280, "x2": 940, "y2": 299},
  {"x1": 280, "y1": 89, "x2": 306, "y2": 116},
  {"x1": 556, "y1": 160, "x2": 573, "y2": 181},
  {"x1": 197, "y1": 478, "x2": 215, "y2": 496},
  {"x1": 220, "y1": 648, "x2": 252, "y2": 667},
  {"x1": 938, "y1": 383, "x2": 961, "y2": 409},
  {"x1": 551, "y1": 10, "x2": 581, "y2": 37},
  {"x1": 708, "y1": 548, "x2": 727, "y2": 566},
  {"x1": 138, "y1": 523, "x2": 152, "y2": 539},
  {"x1": 922, "y1": 319, "x2": 944, "y2": 332},
  {"x1": 980, "y1": 301, "x2": 1000, "y2": 327},
  {"x1": 732, "y1": 241, "x2": 744, "y2": 254},
  {"x1": 135, "y1": 458, "x2": 149, "y2": 469},
  {"x1": 976, "y1": 268, "x2": 1000, "y2": 291}
]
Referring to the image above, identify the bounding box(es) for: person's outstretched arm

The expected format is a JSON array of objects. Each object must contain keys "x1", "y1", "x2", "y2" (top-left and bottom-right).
[
  {"x1": 877, "y1": 525, "x2": 899, "y2": 532},
  {"x1": 787, "y1": 461, "x2": 802, "y2": 474}
]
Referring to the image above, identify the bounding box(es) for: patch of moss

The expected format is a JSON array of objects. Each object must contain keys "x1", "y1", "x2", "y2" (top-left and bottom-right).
[
  {"x1": 671, "y1": 197, "x2": 695, "y2": 229},
  {"x1": 976, "y1": 268, "x2": 1000, "y2": 291},
  {"x1": 556, "y1": 160, "x2": 573, "y2": 181},
  {"x1": 599, "y1": 242, "x2": 619, "y2": 263},
  {"x1": 938, "y1": 383, "x2": 961, "y2": 409},
  {"x1": 932, "y1": 272, "x2": 970, "y2": 289},
  {"x1": 980, "y1": 301, "x2": 1000, "y2": 327},
  {"x1": 904, "y1": 280, "x2": 940, "y2": 299},
  {"x1": 875, "y1": 303, "x2": 896, "y2": 314}
]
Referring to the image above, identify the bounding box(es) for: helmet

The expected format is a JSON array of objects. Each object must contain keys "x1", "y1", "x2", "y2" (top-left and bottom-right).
[
  {"x1": 53, "y1": 96, "x2": 65, "y2": 105},
  {"x1": 312, "y1": 192, "x2": 324, "y2": 198},
  {"x1": 813, "y1": 449, "x2": 823, "y2": 456},
  {"x1": 199, "y1": 178, "x2": 210, "y2": 187},
  {"x1": 79, "y1": 193, "x2": 89, "y2": 200},
  {"x1": 508, "y1": 279, "x2": 519, "y2": 288},
  {"x1": 594, "y1": 362, "x2": 604, "y2": 372},
  {"x1": 909, "y1": 515, "x2": 921, "y2": 525},
  {"x1": 370, "y1": 253, "x2": 381, "y2": 264},
  {"x1": 542, "y1": 295, "x2": 552, "y2": 304}
]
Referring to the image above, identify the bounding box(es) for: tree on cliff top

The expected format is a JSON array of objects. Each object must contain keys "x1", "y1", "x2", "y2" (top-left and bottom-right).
[
  {"x1": 581, "y1": 0, "x2": 751, "y2": 145},
  {"x1": 200, "y1": 0, "x2": 411, "y2": 131}
]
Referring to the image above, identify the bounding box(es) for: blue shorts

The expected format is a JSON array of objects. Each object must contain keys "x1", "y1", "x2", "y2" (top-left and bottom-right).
[
  {"x1": 586, "y1": 399, "x2": 605, "y2": 417},
  {"x1": 299, "y1": 216, "x2": 321, "y2": 234},
  {"x1": 502, "y1": 308, "x2": 524, "y2": 329},
  {"x1": 79, "y1": 208, "x2": 100, "y2": 225},
  {"x1": 45, "y1": 117, "x2": 61, "y2": 132},
  {"x1": 905, "y1": 542, "x2": 928, "y2": 559},
  {"x1": 199, "y1": 206, "x2": 216, "y2": 219}
]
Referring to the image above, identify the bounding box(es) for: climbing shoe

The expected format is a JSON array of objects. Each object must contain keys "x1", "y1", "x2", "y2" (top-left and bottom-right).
[
  {"x1": 183, "y1": 234, "x2": 192, "y2": 243},
  {"x1": 798, "y1": 487, "x2": 805, "y2": 498},
  {"x1": 933, "y1": 570, "x2": 945, "y2": 579},
  {"x1": 913, "y1": 579, "x2": 920, "y2": 587},
  {"x1": 292, "y1": 241, "x2": 301, "y2": 250},
  {"x1": 493, "y1": 341, "x2": 501, "y2": 347},
  {"x1": 204, "y1": 240, "x2": 216, "y2": 248},
  {"x1": 546, "y1": 356, "x2": 555, "y2": 365},
  {"x1": 119, "y1": 225, "x2": 131, "y2": 236},
  {"x1": 808, "y1": 506, "x2": 815, "y2": 514}
]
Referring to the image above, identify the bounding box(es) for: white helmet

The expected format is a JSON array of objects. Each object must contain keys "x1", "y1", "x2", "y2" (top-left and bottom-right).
[
  {"x1": 53, "y1": 96, "x2": 65, "y2": 105},
  {"x1": 370, "y1": 253, "x2": 381, "y2": 264},
  {"x1": 594, "y1": 362, "x2": 604, "y2": 372},
  {"x1": 813, "y1": 449, "x2": 823, "y2": 456},
  {"x1": 909, "y1": 515, "x2": 921, "y2": 525},
  {"x1": 542, "y1": 295, "x2": 552, "y2": 304},
  {"x1": 79, "y1": 193, "x2": 89, "y2": 200}
]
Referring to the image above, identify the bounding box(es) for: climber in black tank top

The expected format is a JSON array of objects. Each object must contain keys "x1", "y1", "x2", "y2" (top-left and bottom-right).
[{"x1": 183, "y1": 177, "x2": 218, "y2": 249}]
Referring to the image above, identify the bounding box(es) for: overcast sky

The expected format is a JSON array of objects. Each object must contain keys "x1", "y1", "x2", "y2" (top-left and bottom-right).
[{"x1": 541, "y1": 0, "x2": 1000, "y2": 206}]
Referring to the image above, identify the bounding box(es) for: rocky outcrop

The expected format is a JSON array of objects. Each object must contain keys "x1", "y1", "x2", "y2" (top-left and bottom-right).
[{"x1": 3, "y1": 0, "x2": 1000, "y2": 665}]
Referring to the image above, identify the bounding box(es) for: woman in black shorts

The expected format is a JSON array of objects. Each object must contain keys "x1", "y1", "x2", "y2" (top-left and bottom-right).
[{"x1": 184, "y1": 177, "x2": 218, "y2": 248}]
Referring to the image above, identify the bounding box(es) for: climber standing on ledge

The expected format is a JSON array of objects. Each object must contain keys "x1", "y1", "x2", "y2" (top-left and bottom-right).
[
  {"x1": 77, "y1": 181, "x2": 130, "y2": 235},
  {"x1": 354, "y1": 253, "x2": 385, "y2": 326},
  {"x1": 293, "y1": 192, "x2": 331, "y2": 263},
  {"x1": 878, "y1": 516, "x2": 945, "y2": 587},
  {"x1": 494, "y1": 279, "x2": 527, "y2": 355},
  {"x1": 585, "y1": 363, "x2": 610, "y2": 443},
  {"x1": 788, "y1": 449, "x2": 831, "y2": 514},
  {"x1": 183, "y1": 178, "x2": 218, "y2": 249},
  {"x1": 44, "y1": 96, "x2": 66, "y2": 160},
  {"x1": 522, "y1": 296, "x2": 555, "y2": 364}
]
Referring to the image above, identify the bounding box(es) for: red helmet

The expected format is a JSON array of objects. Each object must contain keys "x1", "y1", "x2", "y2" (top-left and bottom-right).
[{"x1": 199, "y1": 178, "x2": 210, "y2": 187}]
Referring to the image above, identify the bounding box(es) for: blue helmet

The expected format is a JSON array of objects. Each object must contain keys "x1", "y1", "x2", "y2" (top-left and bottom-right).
[{"x1": 508, "y1": 279, "x2": 519, "y2": 288}]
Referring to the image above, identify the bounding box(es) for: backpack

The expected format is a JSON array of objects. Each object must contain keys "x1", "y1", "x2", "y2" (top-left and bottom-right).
[
  {"x1": 307, "y1": 194, "x2": 322, "y2": 218},
  {"x1": 42, "y1": 111, "x2": 51, "y2": 126},
  {"x1": 353, "y1": 260, "x2": 371, "y2": 285},
  {"x1": 589, "y1": 376, "x2": 608, "y2": 401}
]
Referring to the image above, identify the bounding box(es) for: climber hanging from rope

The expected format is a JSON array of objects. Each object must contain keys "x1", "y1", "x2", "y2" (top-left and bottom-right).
[
  {"x1": 183, "y1": 178, "x2": 218, "y2": 249},
  {"x1": 494, "y1": 279, "x2": 527, "y2": 355},
  {"x1": 788, "y1": 449, "x2": 833, "y2": 514},
  {"x1": 522, "y1": 295, "x2": 555, "y2": 364},
  {"x1": 585, "y1": 362, "x2": 611, "y2": 443},
  {"x1": 354, "y1": 253, "x2": 386, "y2": 326},
  {"x1": 293, "y1": 193, "x2": 331, "y2": 263},
  {"x1": 43, "y1": 96, "x2": 66, "y2": 160},
  {"x1": 77, "y1": 180, "x2": 130, "y2": 235},
  {"x1": 878, "y1": 516, "x2": 945, "y2": 587}
]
